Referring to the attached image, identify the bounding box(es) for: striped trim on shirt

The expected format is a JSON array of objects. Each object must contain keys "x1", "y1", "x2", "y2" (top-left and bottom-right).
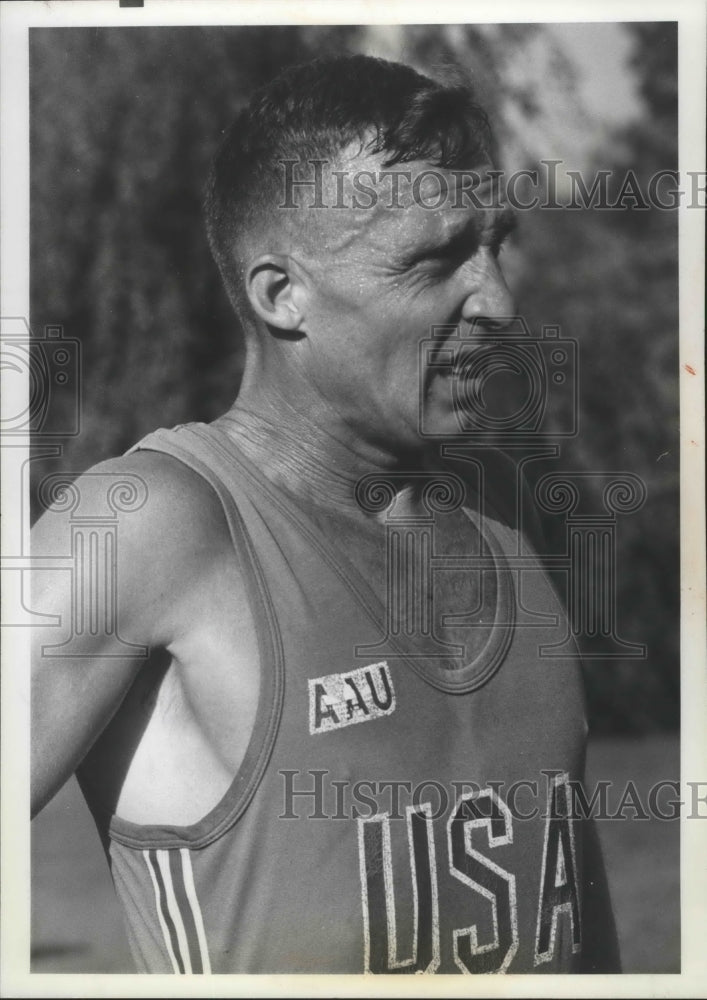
[{"x1": 143, "y1": 848, "x2": 211, "y2": 974}]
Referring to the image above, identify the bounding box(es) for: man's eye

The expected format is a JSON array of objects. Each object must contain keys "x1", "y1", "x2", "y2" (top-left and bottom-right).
[{"x1": 436, "y1": 241, "x2": 478, "y2": 267}]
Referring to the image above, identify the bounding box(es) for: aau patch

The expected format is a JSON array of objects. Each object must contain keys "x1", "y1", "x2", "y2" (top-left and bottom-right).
[{"x1": 308, "y1": 661, "x2": 396, "y2": 734}]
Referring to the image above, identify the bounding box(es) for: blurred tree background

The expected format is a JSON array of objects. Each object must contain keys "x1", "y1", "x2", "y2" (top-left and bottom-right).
[{"x1": 29, "y1": 23, "x2": 679, "y2": 734}]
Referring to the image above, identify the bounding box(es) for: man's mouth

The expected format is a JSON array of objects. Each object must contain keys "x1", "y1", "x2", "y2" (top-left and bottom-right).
[{"x1": 439, "y1": 351, "x2": 486, "y2": 381}]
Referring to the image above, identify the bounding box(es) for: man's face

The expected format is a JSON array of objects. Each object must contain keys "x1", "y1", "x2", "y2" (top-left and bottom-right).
[{"x1": 290, "y1": 148, "x2": 517, "y2": 453}]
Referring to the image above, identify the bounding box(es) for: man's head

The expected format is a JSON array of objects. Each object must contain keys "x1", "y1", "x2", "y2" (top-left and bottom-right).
[
  {"x1": 206, "y1": 55, "x2": 516, "y2": 451},
  {"x1": 205, "y1": 54, "x2": 493, "y2": 316}
]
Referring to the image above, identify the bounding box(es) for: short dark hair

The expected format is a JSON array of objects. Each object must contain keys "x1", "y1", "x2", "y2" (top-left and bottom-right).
[{"x1": 204, "y1": 54, "x2": 491, "y2": 315}]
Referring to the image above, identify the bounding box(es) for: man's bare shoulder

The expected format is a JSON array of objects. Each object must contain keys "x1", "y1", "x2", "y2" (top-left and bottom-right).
[
  {"x1": 35, "y1": 448, "x2": 231, "y2": 547},
  {"x1": 32, "y1": 448, "x2": 238, "y2": 647}
]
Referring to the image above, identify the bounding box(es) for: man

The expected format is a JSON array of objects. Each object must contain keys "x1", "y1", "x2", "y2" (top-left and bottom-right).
[{"x1": 31, "y1": 54, "x2": 619, "y2": 974}]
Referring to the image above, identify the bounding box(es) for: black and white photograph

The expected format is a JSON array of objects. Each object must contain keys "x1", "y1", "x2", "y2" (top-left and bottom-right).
[{"x1": 1, "y1": 0, "x2": 705, "y2": 994}]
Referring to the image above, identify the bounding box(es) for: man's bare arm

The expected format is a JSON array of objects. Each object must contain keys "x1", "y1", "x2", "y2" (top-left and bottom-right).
[{"x1": 30, "y1": 452, "x2": 221, "y2": 817}]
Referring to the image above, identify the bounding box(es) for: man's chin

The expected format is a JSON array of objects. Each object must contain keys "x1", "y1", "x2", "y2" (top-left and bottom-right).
[{"x1": 417, "y1": 391, "x2": 471, "y2": 442}]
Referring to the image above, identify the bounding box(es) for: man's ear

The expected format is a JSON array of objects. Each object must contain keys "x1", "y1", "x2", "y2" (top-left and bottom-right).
[{"x1": 245, "y1": 253, "x2": 305, "y2": 332}]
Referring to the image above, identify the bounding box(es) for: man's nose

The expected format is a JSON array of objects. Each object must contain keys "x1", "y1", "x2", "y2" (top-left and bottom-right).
[{"x1": 460, "y1": 251, "x2": 516, "y2": 331}]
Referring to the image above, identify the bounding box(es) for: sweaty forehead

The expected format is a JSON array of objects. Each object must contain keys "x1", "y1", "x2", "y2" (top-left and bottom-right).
[{"x1": 303, "y1": 146, "x2": 505, "y2": 261}]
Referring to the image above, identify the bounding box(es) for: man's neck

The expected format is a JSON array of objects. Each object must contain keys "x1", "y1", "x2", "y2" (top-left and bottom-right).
[{"x1": 214, "y1": 396, "x2": 436, "y2": 522}]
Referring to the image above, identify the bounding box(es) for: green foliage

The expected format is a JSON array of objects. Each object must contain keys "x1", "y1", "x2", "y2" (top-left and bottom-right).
[
  {"x1": 511, "y1": 23, "x2": 679, "y2": 731},
  {"x1": 30, "y1": 26, "x2": 361, "y2": 466}
]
